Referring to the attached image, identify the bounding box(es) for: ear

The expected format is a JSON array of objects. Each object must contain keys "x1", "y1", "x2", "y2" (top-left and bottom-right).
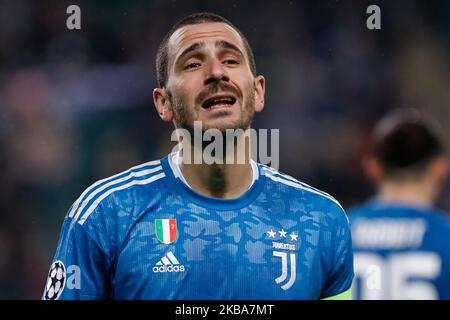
[
  {"x1": 431, "y1": 155, "x2": 449, "y2": 184},
  {"x1": 153, "y1": 88, "x2": 174, "y2": 122},
  {"x1": 362, "y1": 155, "x2": 385, "y2": 185},
  {"x1": 253, "y1": 75, "x2": 265, "y2": 113}
]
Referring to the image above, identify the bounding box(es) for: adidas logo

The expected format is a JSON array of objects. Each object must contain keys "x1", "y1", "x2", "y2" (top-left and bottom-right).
[{"x1": 152, "y1": 251, "x2": 185, "y2": 273}]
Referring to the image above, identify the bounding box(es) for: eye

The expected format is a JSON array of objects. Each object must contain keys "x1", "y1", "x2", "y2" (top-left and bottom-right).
[
  {"x1": 184, "y1": 62, "x2": 201, "y2": 70},
  {"x1": 223, "y1": 59, "x2": 239, "y2": 65}
]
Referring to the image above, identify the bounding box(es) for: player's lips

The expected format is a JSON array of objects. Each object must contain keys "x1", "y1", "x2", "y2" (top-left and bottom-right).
[{"x1": 201, "y1": 94, "x2": 237, "y2": 110}]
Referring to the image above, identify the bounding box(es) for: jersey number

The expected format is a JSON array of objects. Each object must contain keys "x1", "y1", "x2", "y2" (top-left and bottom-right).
[{"x1": 353, "y1": 252, "x2": 441, "y2": 299}]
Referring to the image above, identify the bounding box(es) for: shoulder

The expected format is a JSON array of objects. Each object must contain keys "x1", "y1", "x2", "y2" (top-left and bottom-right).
[
  {"x1": 259, "y1": 164, "x2": 348, "y2": 224},
  {"x1": 425, "y1": 207, "x2": 450, "y2": 233},
  {"x1": 346, "y1": 202, "x2": 375, "y2": 221},
  {"x1": 67, "y1": 158, "x2": 166, "y2": 226}
]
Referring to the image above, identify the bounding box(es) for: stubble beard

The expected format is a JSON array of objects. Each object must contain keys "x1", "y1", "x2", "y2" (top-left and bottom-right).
[{"x1": 168, "y1": 85, "x2": 255, "y2": 135}]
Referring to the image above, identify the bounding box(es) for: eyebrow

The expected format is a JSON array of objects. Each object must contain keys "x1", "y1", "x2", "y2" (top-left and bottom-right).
[
  {"x1": 175, "y1": 40, "x2": 245, "y2": 65},
  {"x1": 215, "y1": 40, "x2": 244, "y2": 57},
  {"x1": 176, "y1": 42, "x2": 205, "y2": 64}
]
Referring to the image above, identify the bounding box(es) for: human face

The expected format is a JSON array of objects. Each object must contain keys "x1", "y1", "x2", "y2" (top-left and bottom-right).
[{"x1": 154, "y1": 22, "x2": 265, "y2": 132}]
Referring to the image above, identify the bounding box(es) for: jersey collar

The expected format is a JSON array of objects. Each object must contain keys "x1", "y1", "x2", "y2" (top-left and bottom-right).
[{"x1": 161, "y1": 153, "x2": 265, "y2": 210}]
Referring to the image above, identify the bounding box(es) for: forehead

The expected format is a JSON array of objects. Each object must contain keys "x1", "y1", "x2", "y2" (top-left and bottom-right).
[{"x1": 168, "y1": 22, "x2": 245, "y2": 58}]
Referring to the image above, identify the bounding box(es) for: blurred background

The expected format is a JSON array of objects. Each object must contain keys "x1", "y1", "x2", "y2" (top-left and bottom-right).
[{"x1": 0, "y1": 0, "x2": 449, "y2": 299}]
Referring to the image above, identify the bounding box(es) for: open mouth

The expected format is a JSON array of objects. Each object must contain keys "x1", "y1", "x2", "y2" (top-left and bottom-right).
[{"x1": 201, "y1": 95, "x2": 237, "y2": 110}]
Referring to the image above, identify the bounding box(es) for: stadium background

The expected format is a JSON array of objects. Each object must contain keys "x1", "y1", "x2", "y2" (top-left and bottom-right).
[{"x1": 0, "y1": 0, "x2": 449, "y2": 299}]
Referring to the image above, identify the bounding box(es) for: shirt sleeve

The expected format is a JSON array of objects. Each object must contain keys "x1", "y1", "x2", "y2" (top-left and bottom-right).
[
  {"x1": 42, "y1": 216, "x2": 112, "y2": 300},
  {"x1": 320, "y1": 204, "x2": 354, "y2": 299}
]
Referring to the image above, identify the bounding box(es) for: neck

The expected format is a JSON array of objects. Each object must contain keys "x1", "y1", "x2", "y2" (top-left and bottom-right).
[
  {"x1": 377, "y1": 178, "x2": 437, "y2": 208},
  {"x1": 178, "y1": 130, "x2": 253, "y2": 198}
]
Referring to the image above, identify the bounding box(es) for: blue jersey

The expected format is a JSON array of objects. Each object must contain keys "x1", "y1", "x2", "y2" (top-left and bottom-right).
[
  {"x1": 43, "y1": 153, "x2": 353, "y2": 300},
  {"x1": 349, "y1": 200, "x2": 450, "y2": 300}
]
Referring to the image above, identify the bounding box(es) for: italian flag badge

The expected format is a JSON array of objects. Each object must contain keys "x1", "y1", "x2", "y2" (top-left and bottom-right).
[{"x1": 155, "y1": 219, "x2": 178, "y2": 244}]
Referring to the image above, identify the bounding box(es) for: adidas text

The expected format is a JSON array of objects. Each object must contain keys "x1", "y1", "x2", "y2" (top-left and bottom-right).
[{"x1": 152, "y1": 265, "x2": 185, "y2": 273}]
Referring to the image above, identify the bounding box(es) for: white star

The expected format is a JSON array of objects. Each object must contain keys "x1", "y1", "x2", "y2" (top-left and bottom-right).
[
  {"x1": 267, "y1": 229, "x2": 276, "y2": 238},
  {"x1": 279, "y1": 229, "x2": 287, "y2": 238},
  {"x1": 290, "y1": 232, "x2": 298, "y2": 241}
]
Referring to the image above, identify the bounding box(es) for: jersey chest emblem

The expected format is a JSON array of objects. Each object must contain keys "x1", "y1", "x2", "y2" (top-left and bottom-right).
[
  {"x1": 155, "y1": 218, "x2": 178, "y2": 244},
  {"x1": 267, "y1": 227, "x2": 300, "y2": 290}
]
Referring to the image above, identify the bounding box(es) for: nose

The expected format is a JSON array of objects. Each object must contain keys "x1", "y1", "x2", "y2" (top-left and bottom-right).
[{"x1": 204, "y1": 58, "x2": 229, "y2": 85}]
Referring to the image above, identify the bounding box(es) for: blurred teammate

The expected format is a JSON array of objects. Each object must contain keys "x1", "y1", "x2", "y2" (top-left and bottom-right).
[
  {"x1": 349, "y1": 108, "x2": 450, "y2": 299},
  {"x1": 43, "y1": 12, "x2": 353, "y2": 300}
]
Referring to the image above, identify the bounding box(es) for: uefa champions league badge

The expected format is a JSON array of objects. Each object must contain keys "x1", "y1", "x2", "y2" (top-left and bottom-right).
[
  {"x1": 44, "y1": 260, "x2": 66, "y2": 300},
  {"x1": 155, "y1": 218, "x2": 178, "y2": 244}
]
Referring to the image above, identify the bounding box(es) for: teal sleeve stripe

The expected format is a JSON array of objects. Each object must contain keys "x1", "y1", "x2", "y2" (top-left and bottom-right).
[{"x1": 321, "y1": 288, "x2": 352, "y2": 300}]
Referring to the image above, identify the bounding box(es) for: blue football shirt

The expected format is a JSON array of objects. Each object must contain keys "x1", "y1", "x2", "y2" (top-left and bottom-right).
[
  {"x1": 43, "y1": 153, "x2": 353, "y2": 300},
  {"x1": 349, "y1": 200, "x2": 450, "y2": 299}
]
